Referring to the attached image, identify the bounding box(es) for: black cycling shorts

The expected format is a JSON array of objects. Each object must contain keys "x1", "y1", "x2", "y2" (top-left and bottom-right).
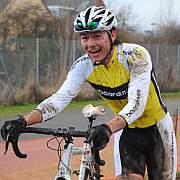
[{"x1": 119, "y1": 124, "x2": 164, "y2": 180}]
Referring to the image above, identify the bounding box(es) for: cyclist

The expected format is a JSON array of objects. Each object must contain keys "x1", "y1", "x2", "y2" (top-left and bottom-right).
[{"x1": 1, "y1": 6, "x2": 177, "y2": 180}]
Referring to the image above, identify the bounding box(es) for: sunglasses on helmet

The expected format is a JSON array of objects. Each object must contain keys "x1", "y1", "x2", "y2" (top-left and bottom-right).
[{"x1": 75, "y1": 22, "x2": 99, "y2": 32}]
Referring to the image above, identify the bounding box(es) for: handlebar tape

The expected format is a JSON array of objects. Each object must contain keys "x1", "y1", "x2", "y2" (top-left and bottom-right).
[{"x1": 12, "y1": 139, "x2": 27, "y2": 158}]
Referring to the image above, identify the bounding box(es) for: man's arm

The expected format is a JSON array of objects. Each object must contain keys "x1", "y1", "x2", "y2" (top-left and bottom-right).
[
  {"x1": 24, "y1": 57, "x2": 87, "y2": 125},
  {"x1": 107, "y1": 45, "x2": 152, "y2": 133}
]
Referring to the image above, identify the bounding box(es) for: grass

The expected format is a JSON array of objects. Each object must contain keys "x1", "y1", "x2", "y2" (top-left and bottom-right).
[
  {"x1": 161, "y1": 90, "x2": 180, "y2": 99},
  {"x1": 177, "y1": 172, "x2": 180, "y2": 178},
  {"x1": 0, "y1": 99, "x2": 105, "y2": 118},
  {"x1": 0, "y1": 91, "x2": 179, "y2": 118},
  {"x1": 0, "y1": 103, "x2": 37, "y2": 117}
]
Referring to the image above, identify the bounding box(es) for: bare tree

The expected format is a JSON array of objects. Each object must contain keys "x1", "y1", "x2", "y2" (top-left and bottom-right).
[
  {"x1": 0, "y1": 0, "x2": 52, "y2": 43},
  {"x1": 159, "y1": 0, "x2": 175, "y2": 26},
  {"x1": 0, "y1": 0, "x2": 11, "y2": 10}
]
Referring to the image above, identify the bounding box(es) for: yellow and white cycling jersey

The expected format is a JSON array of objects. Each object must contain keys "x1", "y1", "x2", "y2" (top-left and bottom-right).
[{"x1": 37, "y1": 43, "x2": 167, "y2": 128}]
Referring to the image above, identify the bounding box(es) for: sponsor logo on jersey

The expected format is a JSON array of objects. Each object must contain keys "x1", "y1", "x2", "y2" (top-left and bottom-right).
[
  {"x1": 119, "y1": 50, "x2": 133, "y2": 56},
  {"x1": 125, "y1": 89, "x2": 141, "y2": 118},
  {"x1": 70, "y1": 56, "x2": 88, "y2": 71},
  {"x1": 88, "y1": 82, "x2": 129, "y2": 100}
]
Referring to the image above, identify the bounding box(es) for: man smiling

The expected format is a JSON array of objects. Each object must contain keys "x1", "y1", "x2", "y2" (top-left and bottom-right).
[
  {"x1": 1, "y1": 6, "x2": 177, "y2": 180},
  {"x1": 80, "y1": 31, "x2": 116, "y2": 64}
]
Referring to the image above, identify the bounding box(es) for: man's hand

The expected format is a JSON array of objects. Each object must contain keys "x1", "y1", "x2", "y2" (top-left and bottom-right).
[
  {"x1": 88, "y1": 124, "x2": 112, "y2": 150},
  {"x1": 1, "y1": 116, "x2": 27, "y2": 142},
  {"x1": 107, "y1": 115, "x2": 128, "y2": 133}
]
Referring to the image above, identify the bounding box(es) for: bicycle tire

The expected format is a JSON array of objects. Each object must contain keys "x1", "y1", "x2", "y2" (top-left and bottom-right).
[
  {"x1": 83, "y1": 163, "x2": 101, "y2": 180},
  {"x1": 93, "y1": 163, "x2": 101, "y2": 180},
  {"x1": 83, "y1": 168, "x2": 92, "y2": 180}
]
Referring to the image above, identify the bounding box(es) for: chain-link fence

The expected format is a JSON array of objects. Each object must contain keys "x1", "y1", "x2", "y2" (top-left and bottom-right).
[
  {"x1": 143, "y1": 44, "x2": 180, "y2": 91},
  {"x1": 0, "y1": 38, "x2": 180, "y2": 104}
]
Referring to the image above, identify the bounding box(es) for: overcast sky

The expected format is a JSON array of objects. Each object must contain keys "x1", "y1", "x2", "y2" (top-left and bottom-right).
[{"x1": 104, "y1": 0, "x2": 180, "y2": 31}]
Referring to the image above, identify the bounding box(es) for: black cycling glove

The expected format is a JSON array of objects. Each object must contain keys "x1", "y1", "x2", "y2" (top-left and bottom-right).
[
  {"x1": 88, "y1": 124, "x2": 112, "y2": 151},
  {"x1": 1, "y1": 116, "x2": 27, "y2": 142}
]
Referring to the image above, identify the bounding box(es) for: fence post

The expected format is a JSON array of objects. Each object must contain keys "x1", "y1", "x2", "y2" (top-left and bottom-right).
[
  {"x1": 177, "y1": 45, "x2": 180, "y2": 80},
  {"x1": 175, "y1": 108, "x2": 179, "y2": 137},
  {"x1": 35, "y1": 38, "x2": 40, "y2": 102},
  {"x1": 72, "y1": 39, "x2": 75, "y2": 62},
  {"x1": 155, "y1": 44, "x2": 159, "y2": 69}
]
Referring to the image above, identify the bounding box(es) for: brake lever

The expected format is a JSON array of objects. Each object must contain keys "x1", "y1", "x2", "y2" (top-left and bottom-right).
[
  {"x1": 11, "y1": 138, "x2": 27, "y2": 158},
  {"x1": 3, "y1": 132, "x2": 27, "y2": 158},
  {"x1": 3, "y1": 132, "x2": 10, "y2": 155},
  {"x1": 4, "y1": 140, "x2": 9, "y2": 155}
]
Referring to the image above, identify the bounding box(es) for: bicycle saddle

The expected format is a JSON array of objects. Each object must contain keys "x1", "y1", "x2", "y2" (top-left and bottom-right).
[{"x1": 82, "y1": 104, "x2": 105, "y2": 118}]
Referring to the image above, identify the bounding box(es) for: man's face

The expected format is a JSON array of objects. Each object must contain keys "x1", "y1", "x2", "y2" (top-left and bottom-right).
[{"x1": 80, "y1": 31, "x2": 116, "y2": 63}]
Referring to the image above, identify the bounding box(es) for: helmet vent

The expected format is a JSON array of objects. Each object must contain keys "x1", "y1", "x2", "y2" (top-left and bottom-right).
[
  {"x1": 96, "y1": 9, "x2": 106, "y2": 16},
  {"x1": 85, "y1": 7, "x2": 91, "y2": 25},
  {"x1": 108, "y1": 12, "x2": 111, "y2": 16},
  {"x1": 94, "y1": 17, "x2": 101, "y2": 23},
  {"x1": 106, "y1": 17, "x2": 114, "y2": 26},
  {"x1": 77, "y1": 20, "x2": 82, "y2": 24}
]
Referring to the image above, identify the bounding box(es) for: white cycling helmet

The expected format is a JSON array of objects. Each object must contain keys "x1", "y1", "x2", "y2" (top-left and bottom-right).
[{"x1": 74, "y1": 6, "x2": 118, "y2": 32}]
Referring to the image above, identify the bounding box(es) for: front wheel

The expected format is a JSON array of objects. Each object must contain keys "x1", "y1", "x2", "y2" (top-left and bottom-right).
[{"x1": 83, "y1": 163, "x2": 101, "y2": 180}]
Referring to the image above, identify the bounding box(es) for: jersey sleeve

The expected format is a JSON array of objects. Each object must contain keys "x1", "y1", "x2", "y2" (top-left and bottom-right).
[
  {"x1": 118, "y1": 46, "x2": 152, "y2": 125},
  {"x1": 36, "y1": 58, "x2": 87, "y2": 121}
]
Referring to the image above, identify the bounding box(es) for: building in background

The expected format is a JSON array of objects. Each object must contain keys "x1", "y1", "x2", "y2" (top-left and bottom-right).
[{"x1": 44, "y1": 0, "x2": 95, "y2": 17}]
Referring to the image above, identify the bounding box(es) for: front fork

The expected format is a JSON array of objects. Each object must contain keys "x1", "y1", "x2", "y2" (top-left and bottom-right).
[
  {"x1": 53, "y1": 141, "x2": 90, "y2": 180},
  {"x1": 53, "y1": 141, "x2": 73, "y2": 180}
]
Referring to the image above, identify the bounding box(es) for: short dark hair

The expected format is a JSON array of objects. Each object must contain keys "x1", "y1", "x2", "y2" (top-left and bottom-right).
[
  {"x1": 114, "y1": 39, "x2": 122, "y2": 45},
  {"x1": 110, "y1": 27, "x2": 122, "y2": 45}
]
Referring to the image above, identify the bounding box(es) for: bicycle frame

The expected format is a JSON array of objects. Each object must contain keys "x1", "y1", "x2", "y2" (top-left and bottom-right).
[
  {"x1": 53, "y1": 139, "x2": 91, "y2": 180},
  {"x1": 79, "y1": 143, "x2": 91, "y2": 179},
  {"x1": 53, "y1": 116, "x2": 101, "y2": 180}
]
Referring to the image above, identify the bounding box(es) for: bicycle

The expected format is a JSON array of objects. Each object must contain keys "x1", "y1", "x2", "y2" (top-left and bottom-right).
[{"x1": 2, "y1": 104, "x2": 106, "y2": 180}]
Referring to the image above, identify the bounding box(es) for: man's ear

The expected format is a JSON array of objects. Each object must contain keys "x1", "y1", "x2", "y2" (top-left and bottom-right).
[{"x1": 111, "y1": 29, "x2": 117, "y2": 43}]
